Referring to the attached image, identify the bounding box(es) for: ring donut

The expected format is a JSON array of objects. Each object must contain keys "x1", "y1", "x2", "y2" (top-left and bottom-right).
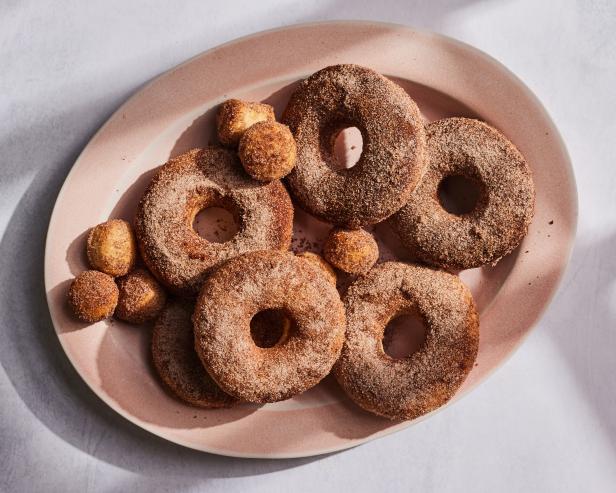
[
  {"x1": 135, "y1": 148, "x2": 294, "y2": 296},
  {"x1": 390, "y1": 118, "x2": 535, "y2": 269},
  {"x1": 193, "y1": 250, "x2": 346, "y2": 403},
  {"x1": 152, "y1": 301, "x2": 237, "y2": 408},
  {"x1": 334, "y1": 262, "x2": 479, "y2": 421},
  {"x1": 282, "y1": 64, "x2": 426, "y2": 228}
]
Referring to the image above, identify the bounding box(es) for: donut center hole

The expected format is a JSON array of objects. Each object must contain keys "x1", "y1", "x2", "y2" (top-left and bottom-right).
[
  {"x1": 382, "y1": 314, "x2": 428, "y2": 359},
  {"x1": 332, "y1": 126, "x2": 363, "y2": 170},
  {"x1": 250, "y1": 309, "x2": 291, "y2": 348},
  {"x1": 437, "y1": 175, "x2": 481, "y2": 215},
  {"x1": 193, "y1": 206, "x2": 239, "y2": 243}
]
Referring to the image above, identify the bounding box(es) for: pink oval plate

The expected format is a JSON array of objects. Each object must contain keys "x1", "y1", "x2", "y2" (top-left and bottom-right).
[{"x1": 44, "y1": 21, "x2": 577, "y2": 458}]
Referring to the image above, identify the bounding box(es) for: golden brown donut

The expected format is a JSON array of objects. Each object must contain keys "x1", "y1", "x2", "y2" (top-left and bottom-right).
[
  {"x1": 323, "y1": 228, "x2": 379, "y2": 275},
  {"x1": 334, "y1": 262, "x2": 479, "y2": 421},
  {"x1": 390, "y1": 118, "x2": 535, "y2": 269},
  {"x1": 135, "y1": 147, "x2": 294, "y2": 297},
  {"x1": 115, "y1": 268, "x2": 167, "y2": 324},
  {"x1": 152, "y1": 301, "x2": 237, "y2": 408},
  {"x1": 282, "y1": 64, "x2": 426, "y2": 228},
  {"x1": 87, "y1": 219, "x2": 137, "y2": 276},
  {"x1": 217, "y1": 99, "x2": 275, "y2": 147},
  {"x1": 67, "y1": 270, "x2": 119, "y2": 323},
  {"x1": 193, "y1": 250, "x2": 346, "y2": 403},
  {"x1": 296, "y1": 251, "x2": 337, "y2": 285},
  {"x1": 239, "y1": 121, "x2": 297, "y2": 181}
]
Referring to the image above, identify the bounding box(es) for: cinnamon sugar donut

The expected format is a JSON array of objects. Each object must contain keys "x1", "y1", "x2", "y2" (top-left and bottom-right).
[
  {"x1": 323, "y1": 228, "x2": 379, "y2": 275},
  {"x1": 67, "y1": 270, "x2": 119, "y2": 323},
  {"x1": 135, "y1": 148, "x2": 293, "y2": 297},
  {"x1": 193, "y1": 250, "x2": 346, "y2": 403},
  {"x1": 217, "y1": 99, "x2": 275, "y2": 147},
  {"x1": 239, "y1": 121, "x2": 297, "y2": 181},
  {"x1": 115, "y1": 268, "x2": 167, "y2": 324},
  {"x1": 296, "y1": 252, "x2": 337, "y2": 285},
  {"x1": 282, "y1": 64, "x2": 426, "y2": 228},
  {"x1": 152, "y1": 301, "x2": 236, "y2": 408},
  {"x1": 390, "y1": 118, "x2": 535, "y2": 270},
  {"x1": 87, "y1": 219, "x2": 137, "y2": 277},
  {"x1": 334, "y1": 262, "x2": 479, "y2": 421}
]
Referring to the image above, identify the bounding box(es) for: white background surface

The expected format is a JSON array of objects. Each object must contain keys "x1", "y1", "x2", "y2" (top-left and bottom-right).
[{"x1": 1, "y1": 1, "x2": 615, "y2": 492}]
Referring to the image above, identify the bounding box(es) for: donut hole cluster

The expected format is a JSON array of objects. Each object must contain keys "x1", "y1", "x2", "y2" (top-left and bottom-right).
[
  {"x1": 68, "y1": 219, "x2": 167, "y2": 325},
  {"x1": 437, "y1": 174, "x2": 483, "y2": 216},
  {"x1": 382, "y1": 312, "x2": 428, "y2": 359},
  {"x1": 216, "y1": 99, "x2": 275, "y2": 147},
  {"x1": 217, "y1": 99, "x2": 297, "y2": 181}
]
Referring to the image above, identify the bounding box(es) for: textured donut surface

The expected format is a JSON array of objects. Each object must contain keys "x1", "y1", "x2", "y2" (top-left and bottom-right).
[
  {"x1": 135, "y1": 148, "x2": 293, "y2": 296},
  {"x1": 87, "y1": 219, "x2": 137, "y2": 277},
  {"x1": 334, "y1": 261, "x2": 479, "y2": 421},
  {"x1": 68, "y1": 270, "x2": 119, "y2": 323},
  {"x1": 323, "y1": 228, "x2": 379, "y2": 275},
  {"x1": 115, "y1": 268, "x2": 167, "y2": 324},
  {"x1": 193, "y1": 250, "x2": 346, "y2": 403},
  {"x1": 282, "y1": 64, "x2": 426, "y2": 228},
  {"x1": 390, "y1": 118, "x2": 535, "y2": 269},
  {"x1": 152, "y1": 301, "x2": 237, "y2": 408},
  {"x1": 239, "y1": 121, "x2": 297, "y2": 181}
]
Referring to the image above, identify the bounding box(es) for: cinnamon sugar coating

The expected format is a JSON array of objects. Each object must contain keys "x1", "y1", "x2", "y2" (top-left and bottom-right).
[
  {"x1": 296, "y1": 251, "x2": 337, "y2": 285},
  {"x1": 282, "y1": 64, "x2": 426, "y2": 228},
  {"x1": 217, "y1": 99, "x2": 275, "y2": 147},
  {"x1": 152, "y1": 301, "x2": 237, "y2": 408},
  {"x1": 323, "y1": 228, "x2": 379, "y2": 275},
  {"x1": 334, "y1": 262, "x2": 479, "y2": 420},
  {"x1": 390, "y1": 118, "x2": 535, "y2": 269},
  {"x1": 239, "y1": 121, "x2": 297, "y2": 181},
  {"x1": 134, "y1": 148, "x2": 293, "y2": 297},
  {"x1": 193, "y1": 250, "x2": 346, "y2": 403},
  {"x1": 87, "y1": 219, "x2": 137, "y2": 277},
  {"x1": 68, "y1": 270, "x2": 119, "y2": 323},
  {"x1": 115, "y1": 268, "x2": 167, "y2": 324}
]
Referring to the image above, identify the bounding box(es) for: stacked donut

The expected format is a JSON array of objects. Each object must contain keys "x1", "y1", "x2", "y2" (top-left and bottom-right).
[{"x1": 67, "y1": 64, "x2": 534, "y2": 421}]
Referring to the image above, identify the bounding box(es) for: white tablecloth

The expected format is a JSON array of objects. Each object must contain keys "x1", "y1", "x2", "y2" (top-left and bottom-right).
[{"x1": 1, "y1": 1, "x2": 614, "y2": 491}]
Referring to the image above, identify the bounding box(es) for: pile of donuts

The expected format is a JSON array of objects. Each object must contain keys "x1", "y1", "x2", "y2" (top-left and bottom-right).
[{"x1": 67, "y1": 64, "x2": 535, "y2": 421}]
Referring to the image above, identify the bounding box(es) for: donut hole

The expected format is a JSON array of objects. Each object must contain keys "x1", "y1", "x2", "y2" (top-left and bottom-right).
[
  {"x1": 331, "y1": 126, "x2": 363, "y2": 171},
  {"x1": 250, "y1": 309, "x2": 292, "y2": 348},
  {"x1": 437, "y1": 175, "x2": 481, "y2": 215},
  {"x1": 192, "y1": 206, "x2": 239, "y2": 243},
  {"x1": 382, "y1": 313, "x2": 428, "y2": 359}
]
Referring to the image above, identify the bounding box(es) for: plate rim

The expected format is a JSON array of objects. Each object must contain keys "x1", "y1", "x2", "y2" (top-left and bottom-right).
[{"x1": 43, "y1": 20, "x2": 578, "y2": 459}]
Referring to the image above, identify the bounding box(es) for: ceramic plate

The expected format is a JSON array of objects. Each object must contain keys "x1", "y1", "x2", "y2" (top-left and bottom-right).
[{"x1": 44, "y1": 21, "x2": 577, "y2": 458}]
